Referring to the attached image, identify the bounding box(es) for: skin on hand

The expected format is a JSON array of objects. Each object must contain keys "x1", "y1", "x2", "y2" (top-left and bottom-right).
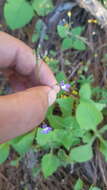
[{"x1": 0, "y1": 32, "x2": 60, "y2": 143}]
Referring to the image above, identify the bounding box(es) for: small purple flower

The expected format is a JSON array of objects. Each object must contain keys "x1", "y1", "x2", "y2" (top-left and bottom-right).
[
  {"x1": 42, "y1": 124, "x2": 48, "y2": 128},
  {"x1": 60, "y1": 81, "x2": 71, "y2": 92},
  {"x1": 41, "y1": 124, "x2": 52, "y2": 134}
]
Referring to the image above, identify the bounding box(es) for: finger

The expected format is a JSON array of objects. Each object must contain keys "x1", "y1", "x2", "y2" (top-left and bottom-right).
[
  {"x1": 3, "y1": 69, "x2": 34, "y2": 92},
  {"x1": 30, "y1": 59, "x2": 60, "y2": 91},
  {"x1": 0, "y1": 86, "x2": 57, "y2": 143},
  {"x1": 0, "y1": 32, "x2": 59, "y2": 91},
  {"x1": 0, "y1": 32, "x2": 35, "y2": 75}
]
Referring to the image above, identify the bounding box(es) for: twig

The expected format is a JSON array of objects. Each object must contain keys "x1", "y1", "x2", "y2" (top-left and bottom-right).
[
  {"x1": 68, "y1": 62, "x2": 81, "y2": 80},
  {"x1": 0, "y1": 172, "x2": 15, "y2": 190},
  {"x1": 57, "y1": 50, "x2": 65, "y2": 71},
  {"x1": 98, "y1": 152, "x2": 107, "y2": 187},
  {"x1": 95, "y1": 43, "x2": 107, "y2": 52}
]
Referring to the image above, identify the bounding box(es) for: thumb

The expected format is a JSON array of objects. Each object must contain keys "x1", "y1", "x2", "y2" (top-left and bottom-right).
[{"x1": 0, "y1": 86, "x2": 57, "y2": 143}]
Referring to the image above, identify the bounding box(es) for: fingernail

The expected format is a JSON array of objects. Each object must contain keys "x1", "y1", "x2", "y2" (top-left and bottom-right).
[{"x1": 48, "y1": 89, "x2": 57, "y2": 106}]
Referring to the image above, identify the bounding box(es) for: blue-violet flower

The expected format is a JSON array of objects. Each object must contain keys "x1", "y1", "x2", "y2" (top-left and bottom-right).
[
  {"x1": 60, "y1": 80, "x2": 71, "y2": 92},
  {"x1": 41, "y1": 124, "x2": 52, "y2": 134}
]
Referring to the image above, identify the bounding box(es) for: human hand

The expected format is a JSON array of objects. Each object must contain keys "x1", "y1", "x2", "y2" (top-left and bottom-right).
[{"x1": 0, "y1": 32, "x2": 59, "y2": 143}]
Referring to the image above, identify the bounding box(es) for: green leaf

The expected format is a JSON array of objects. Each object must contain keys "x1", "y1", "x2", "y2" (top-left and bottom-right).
[
  {"x1": 94, "y1": 102, "x2": 106, "y2": 111},
  {"x1": 57, "y1": 25, "x2": 69, "y2": 38},
  {"x1": 71, "y1": 38, "x2": 86, "y2": 50},
  {"x1": 79, "y1": 83, "x2": 91, "y2": 100},
  {"x1": 56, "y1": 97, "x2": 74, "y2": 117},
  {"x1": 99, "y1": 125, "x2": 107, "y2": 134},
  {"x1": 62, "y1": 37, "x2": 86, "y2": 51},
  {"x1": 58, "y1": 149, "x2": 70, "y2": 165},
  {"x1": 46, "y1": 104, "x2": 54, "y2": 117},
  {"x1": 70, "y1": 144, "x2": 93, "y2": 162},
  {"x1": 4, "y1": 0, "x2": 34, "y2": 29},
  {"x1": 47, "y1": 115, "x2": 64, "y2": 129},
  {"x1": 63, "y1": 134, "x2": 80, "y2": 150},
  {"x1": 32, "y1": 167, "x2": 41, "y2": 177},
  {"x1": 32, "y1": 19, "x2": 45, "y2": 43},
  {"x1": 37, "y1": 126, "x2": 81, "y2": 150},
  {"x1": 53, "y1": 129, "x2": 80, "y2": 150},
  {"x1": 56, "y1": 71, "x2": 67, "y2": 83},
  {"x1": 0, "y1": 144, "x2": 10, "y2": 164},
  {"x1": 89, "y1": 187, "x2": 101, "y2": 190},
  {"x1": 36, "y1": 128, "x2": 53, "y2": 147},
  {"x1": 72, "y1": 127, "x2": 85, "y2": 138},
  {"x1": 41, "y1": 153, "x2": 60, "y2": 177},
  {"x1": 35, "y1": 19, "x2": 44, "y2": 33},
  {"x1": 74, "y1": 178, "x2": 84, "y2": 190},
  {"x1": 47, "y1": 59, "x2": 59, "y2": 73},
  {"x1": 32, "y1": 0, "x2": 53, "y2": 16},
  {"x1": 61, "y1": 116, "x2": 76, "y2": 129},
  {"x1": 53, "y1": 129, "x2": 68, "y2": 144},
  {"x1": 76, "y1": 100, "x2": 103, "y2": 130},
  {"x1": 10, "y1": 130, "x2": 35, "y2": 155},
  {"x1": 71, "y1": 26, "x2": 84, "y2": 36},
  {"x1": 48, "y1": 115, "x2": 74, "y2": 129},
  {"x1": 61, "y1": 37, "x2": 73, "y2": 51},
  {"x1": 10, "y1": 157, "x2": 21, "y2": 167},
  {"x1": 82, "y1": 132, "x2": 93, "y2": 144},
  {"x1": 32, "y1": 33, "x2": 39, "y2": 43}
]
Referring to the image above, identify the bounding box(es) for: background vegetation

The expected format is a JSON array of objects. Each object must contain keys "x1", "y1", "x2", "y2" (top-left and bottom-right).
[{"x1": 0, "y1": 0, "x2": 107, "y2": 189}]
